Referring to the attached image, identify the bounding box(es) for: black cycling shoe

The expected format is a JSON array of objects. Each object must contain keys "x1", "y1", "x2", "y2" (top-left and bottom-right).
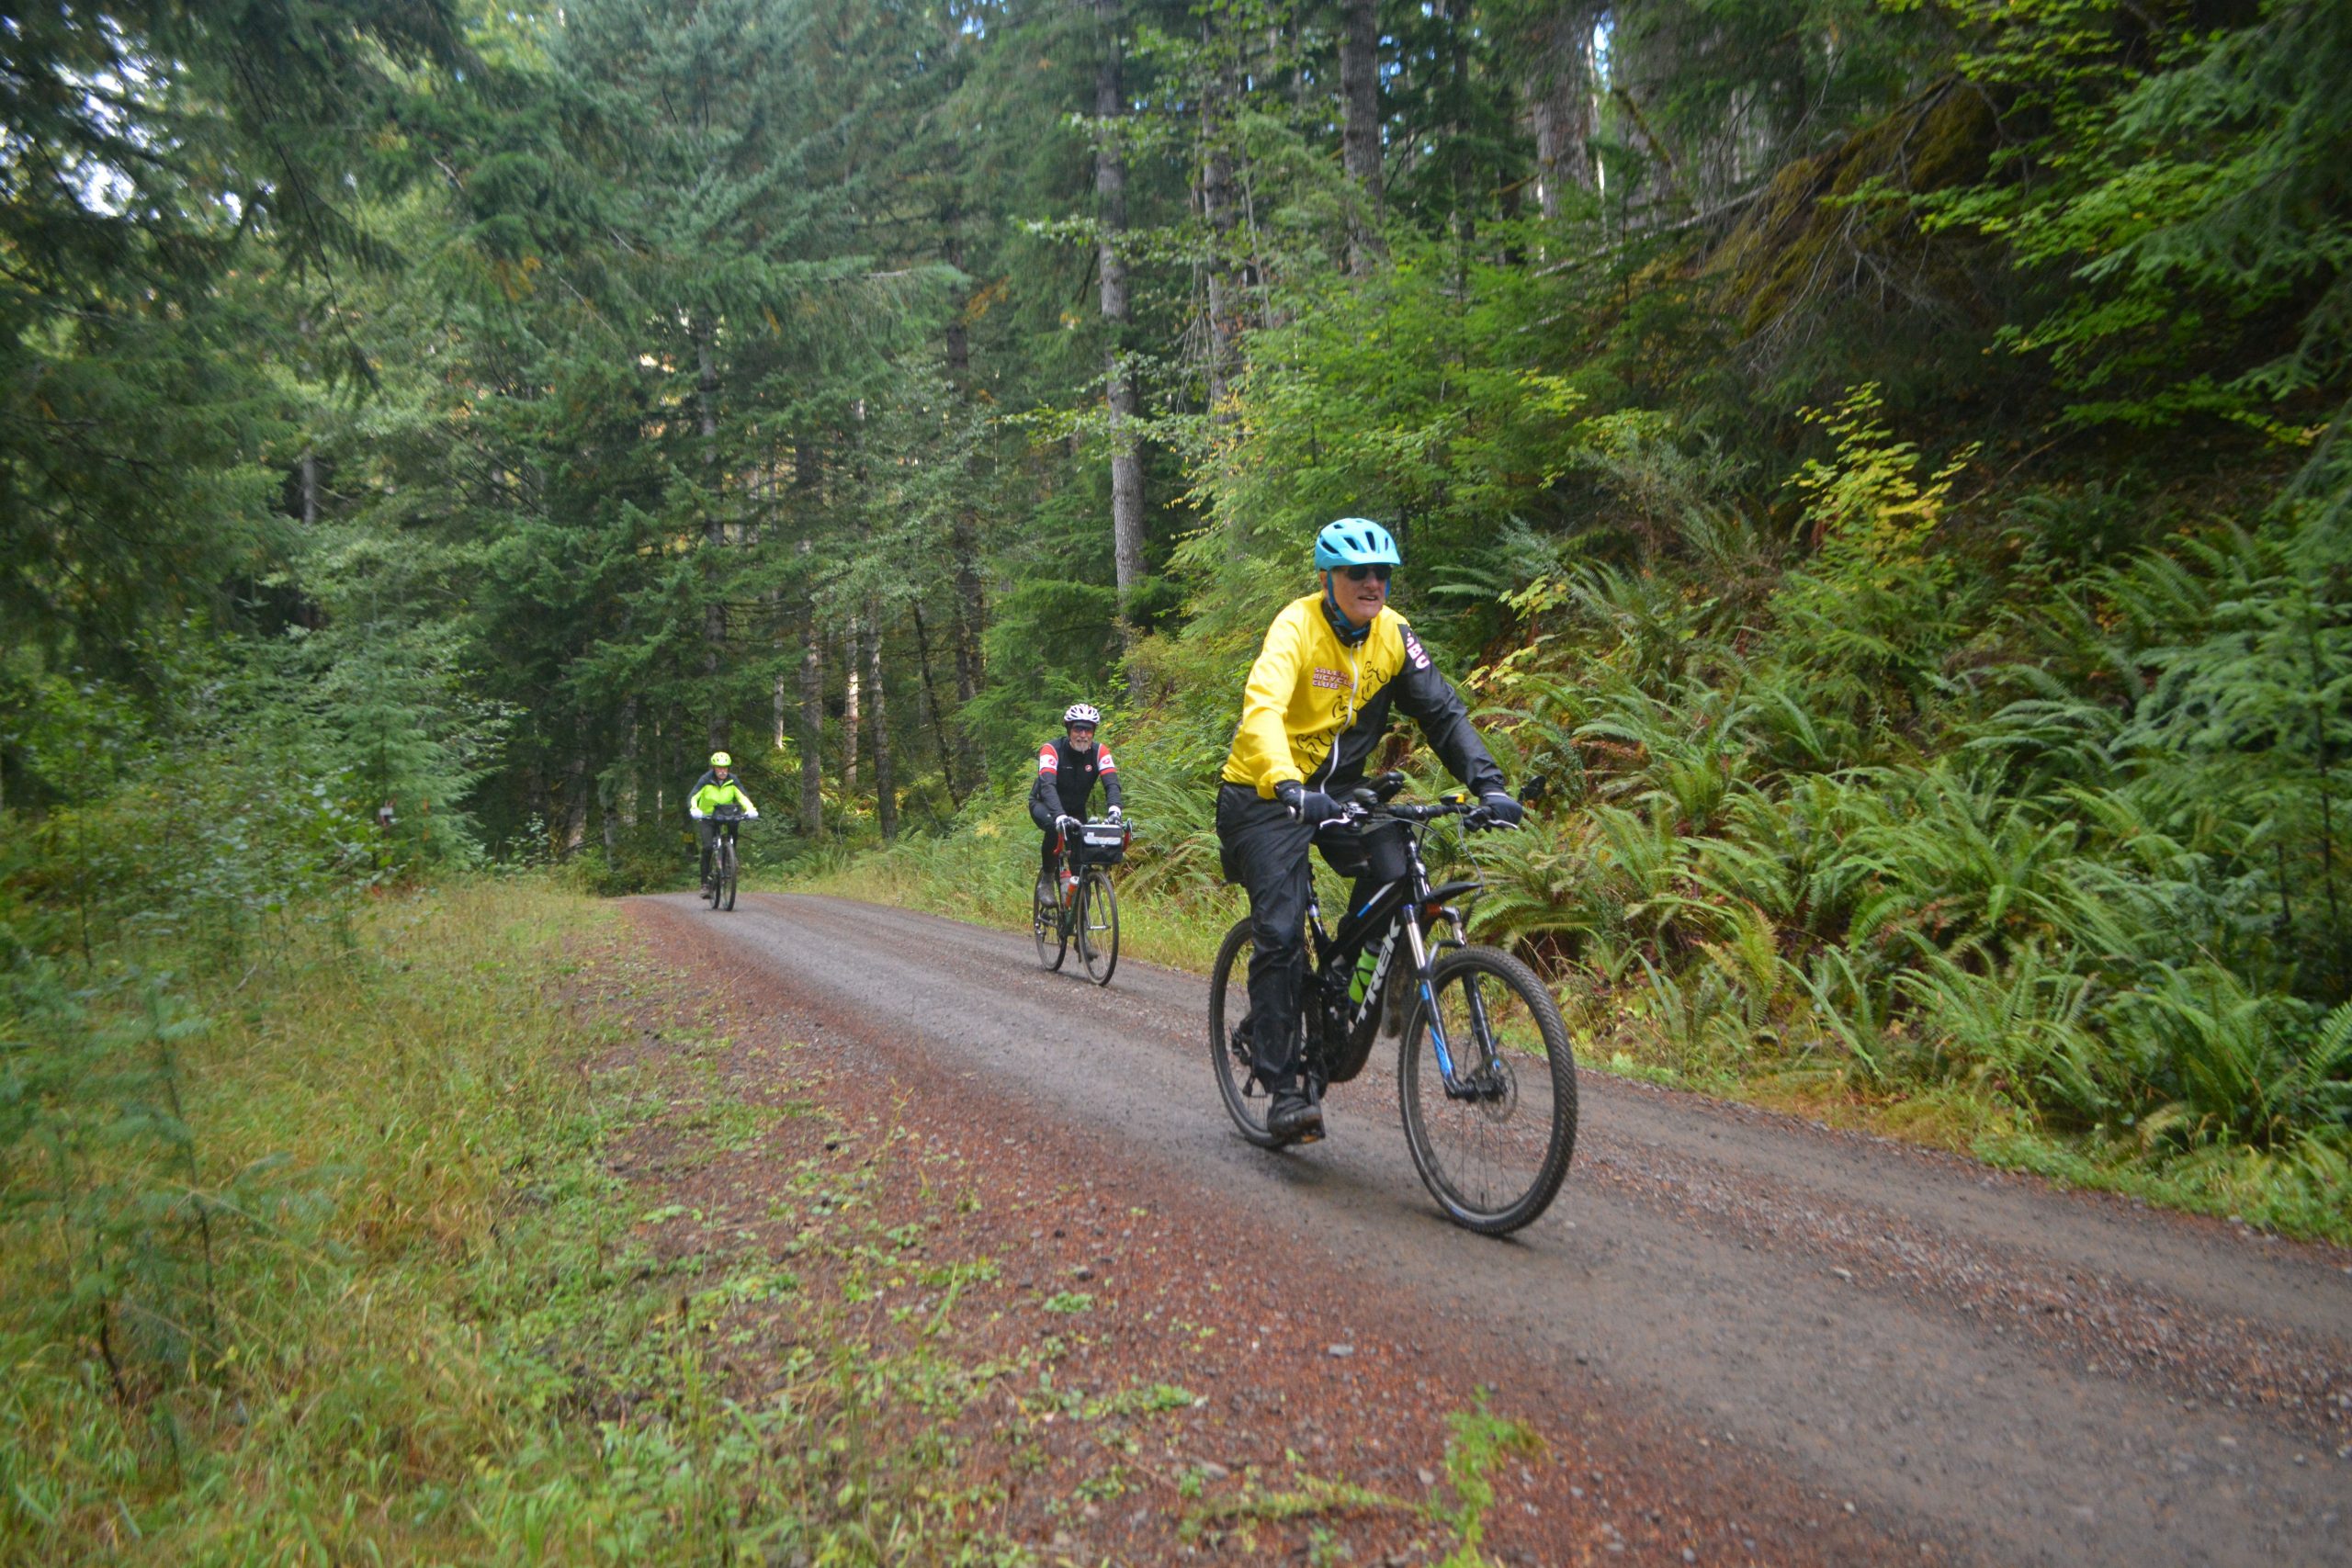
[{"x1": 1267, "y1": 1090, "x2": 1325, "y2": 1146}]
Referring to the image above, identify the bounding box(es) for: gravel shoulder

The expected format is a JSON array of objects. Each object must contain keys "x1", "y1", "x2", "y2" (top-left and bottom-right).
[{"x1": 632, "y1": 891, "x2": 2352, "y2": 1567}]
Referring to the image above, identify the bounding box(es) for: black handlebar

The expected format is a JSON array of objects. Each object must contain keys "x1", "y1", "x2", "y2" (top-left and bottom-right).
[{"x1": 1346, "y1": 773, "x2": 1547, "y2": 830}]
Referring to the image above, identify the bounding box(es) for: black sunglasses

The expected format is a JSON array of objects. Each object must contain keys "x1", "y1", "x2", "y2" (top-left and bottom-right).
[{"x1": 1340, "y1": 563, "x2": 1393, "y2": 583}]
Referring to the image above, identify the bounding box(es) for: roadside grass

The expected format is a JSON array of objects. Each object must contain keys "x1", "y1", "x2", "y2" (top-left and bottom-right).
[
  {"x1": 1177, "y1": 1394, "x2": 1541, "y2": 1568},
  {"x1": 0, "y1": 881, "x2": 1046, "y2": 1562},
  {"x1": 0, "y1": 882, "x2": 805, "y2": 1561}
]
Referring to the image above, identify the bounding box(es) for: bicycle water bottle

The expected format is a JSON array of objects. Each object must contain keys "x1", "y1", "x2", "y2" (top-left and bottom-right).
[{"x1": 1349, "y1": 943, "x2": 1381, "y2": 1004}]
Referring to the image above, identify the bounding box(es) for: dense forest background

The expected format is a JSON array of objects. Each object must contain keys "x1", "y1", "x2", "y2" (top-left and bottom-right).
[{"x1": 5, "y1": 0, "x2": 2349, "y2": 1220}]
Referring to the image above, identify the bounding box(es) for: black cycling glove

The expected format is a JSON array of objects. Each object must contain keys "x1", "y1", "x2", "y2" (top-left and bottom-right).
[
  {"x1": 1276, "y1": 780, "x2": 1344, "y2": 825},
  {"x1": 1479, "y1": 792, "x2": 1524, "y2": 827}
]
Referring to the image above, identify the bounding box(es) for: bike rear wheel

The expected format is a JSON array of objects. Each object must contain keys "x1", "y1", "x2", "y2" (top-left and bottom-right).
[
  {"x1": 719, "y1": 839, "x2": 738, "y2": 911},
  {"x1": 1077, "y1": 870, "x2": 1119, "y2": 985},
  {"x1": 1034, "y1": 872, "x2": 1068, "y2": 971},
  {"x1": 1209, "y1": 917, "x2": 1289, "y2": 1147},
  {"x1": 1397, "y1": 946, "x2": 1577, "y2": 1235}
]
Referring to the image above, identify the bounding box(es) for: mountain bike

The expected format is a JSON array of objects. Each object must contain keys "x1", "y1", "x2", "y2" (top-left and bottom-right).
[
  {"x1": 1208, "y1": 776, "x2": 1577, "y2": 1235},
  {"x1": 701, "y1": 805, "x2": 750, "y2": 911},
  {"x1": 1033, "y1": 818, "x2": 1130, "y2": 985}
]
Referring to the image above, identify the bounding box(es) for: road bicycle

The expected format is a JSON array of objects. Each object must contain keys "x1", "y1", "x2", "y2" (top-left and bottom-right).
[
  {"x1": 1034, "y1": 818, "x2": 1130, "y2": 985},
  {"x1": 701, "y1": 805, "x2": 751, "y2": 911},
  {"x1": 1208, "y1": 775, "x2": 1577, "y2": 1235}
]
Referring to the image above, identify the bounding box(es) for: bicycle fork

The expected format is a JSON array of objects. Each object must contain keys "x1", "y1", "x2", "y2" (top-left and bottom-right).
[{"x1": 1398, "y1": 914, "x2": 1505, "y2": 1100}]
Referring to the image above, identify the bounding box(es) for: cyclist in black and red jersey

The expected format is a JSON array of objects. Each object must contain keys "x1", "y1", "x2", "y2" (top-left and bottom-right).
[{"x1": 1028, "y1": 702, "x2": 1124, "y2": 902}]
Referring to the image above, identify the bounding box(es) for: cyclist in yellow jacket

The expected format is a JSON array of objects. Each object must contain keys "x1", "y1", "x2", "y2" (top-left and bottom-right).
[
  {"x1": 688, "y1": 751, "x2": 760, "y2": 887},
  {"x1": 1216, "y1": 519, "x2": 1521, "y2": 1145}
]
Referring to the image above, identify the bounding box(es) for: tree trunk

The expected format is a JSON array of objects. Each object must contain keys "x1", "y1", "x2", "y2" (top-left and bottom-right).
[
  {"x1": 950, "y1": 511, "x2": 985, "y2": 792},
  {"x1": 695, "y1": 321, "x2": 728, "y2": 750},
  {"x1": 300, "y1": 451, "x2": 320, "y2": 525},
  {"x1": 866, "y1": 607, "x2": 896, "y2": 841},
  {"x1": 1530, "y1": 7, "x2": 1598, "y2": 220},
  {"x1": 562, "y1": 750, "x2": 589, "y2": 854},
  {"x1": 798, "y1": 611, "x2": 824, "y2": 837},
  {"x1": 651, "y1": 713, "x2": 665, "y2": 825},
  {"x1": 910, "y1": 601, "x2": 966, "y2": 809},
  {"x1": 790, "y1": 432, "x2": 825, "y2": 839},
  {"x1": 945, "y1": 231, "x2": 971, "y2": 382},
  {"x1": 620, "y1": 694, "x2": 639, "y2": 829},
  {"x1": 937, "y1": 226, "x2": 988, "y2": 799},
  {"x1": 1201, "y1": 42, "x2": 1243, "y2": 419},
  {"x1": 1340, "y1": 0, "x2": 1382, "y2": 272},
  {"x1": 1094, "y1": 0, "x2": 1147, "y2": 689},
  {"x1": 842, "y1": 616, "x2": 861, "y2": 799}
]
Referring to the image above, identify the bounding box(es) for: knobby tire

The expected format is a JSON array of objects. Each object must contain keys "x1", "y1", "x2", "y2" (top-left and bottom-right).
[{"x1": 1396, "y1": 946, "x2": 1577, "y2": 1235}]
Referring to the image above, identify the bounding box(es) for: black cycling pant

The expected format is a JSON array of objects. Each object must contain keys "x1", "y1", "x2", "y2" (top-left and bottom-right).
[
  {"x1": 695, "y1": 819, "x2": 737, "y2": 882},
  {"x1": 1215, "y1": 784, "x2": 1378, "y2": 1097}
]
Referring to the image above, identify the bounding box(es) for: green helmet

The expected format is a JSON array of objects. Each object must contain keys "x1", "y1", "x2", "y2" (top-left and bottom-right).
[{"x1": 709, "y1": 751, "x2": 732, "y2": 769}]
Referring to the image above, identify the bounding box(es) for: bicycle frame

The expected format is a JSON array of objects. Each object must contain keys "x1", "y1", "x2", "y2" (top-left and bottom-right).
[
  {"x1": 1046, "y1": 818, "x2": 1128, "y2": 929},
  {"x1": 1304, "y1": 803, "x2": 1498, "y2": 1099},
  {"x1": 701, "y1": 809, "x2": 747, "y2": 886},
  {"x1": 1045, "y1": 840, "x2": 1079, "y2": 934}
]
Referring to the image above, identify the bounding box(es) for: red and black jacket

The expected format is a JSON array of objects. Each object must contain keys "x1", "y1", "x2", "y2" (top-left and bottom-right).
[{"x1": 1028, "y1": 737, "x2": 1122, "y2": 831}]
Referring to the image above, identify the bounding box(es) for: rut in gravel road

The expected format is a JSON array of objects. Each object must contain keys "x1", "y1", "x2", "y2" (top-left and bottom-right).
[{"x1": 656, "y1": 891, "x2": 2352, "y2": 1568}]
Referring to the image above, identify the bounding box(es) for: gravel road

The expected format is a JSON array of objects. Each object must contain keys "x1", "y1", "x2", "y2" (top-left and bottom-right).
[{"x1": 654, "y1": 891, "x2": 2351, "y2": 1567}]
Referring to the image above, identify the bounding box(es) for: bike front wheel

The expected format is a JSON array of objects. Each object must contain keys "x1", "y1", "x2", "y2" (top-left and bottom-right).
[
  {"x1": 1034, "y1": 873, "x2": 1068, "y2": 971},
  {"x1": 1397, "y1": 946, "x2": 1577, "y2": 1235},
  {"x1": 1077, "y1": 870, "x2": 1119, "y2": 986},
  {"x1": 719, "y1": 840, "x2": 738, "y2": 911}
]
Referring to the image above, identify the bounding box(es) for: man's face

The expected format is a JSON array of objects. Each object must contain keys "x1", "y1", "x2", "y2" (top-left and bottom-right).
[
  {"x1": 1066, "y1": 725, "x2": 1096, "y2": 752},
  {"x1": 714, "y1": 767, "x2": 731, "y2": 782},
  {"x1": 1327, "y1": 563, "x2": 1392, "y2": 625}
]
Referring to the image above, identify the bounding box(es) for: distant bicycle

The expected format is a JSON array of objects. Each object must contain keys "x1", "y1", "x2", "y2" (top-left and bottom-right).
[
  {"x1": 702, "y1": 804, "x2": 749, "y2": 911},
  {"x1": 1034, "y1": 818, "x2": 1130, "y2": 985},
  {"x1": 1208, "y1": 775, "x2": 1577, "y2": 1235}
]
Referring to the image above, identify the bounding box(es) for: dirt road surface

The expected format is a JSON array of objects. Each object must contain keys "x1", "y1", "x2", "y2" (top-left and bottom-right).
[{"x1": 632, "y1": 892, "x2": 2351, "y2": 1566}]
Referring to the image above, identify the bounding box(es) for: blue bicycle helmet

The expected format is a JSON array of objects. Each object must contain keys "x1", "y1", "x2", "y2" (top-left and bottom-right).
[{"x1": 1313, "y1": 517, "x2": 1401, "y2": 571}]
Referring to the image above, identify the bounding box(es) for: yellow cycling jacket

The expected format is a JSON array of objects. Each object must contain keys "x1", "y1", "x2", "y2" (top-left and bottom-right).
[
  {"x1": 1220, "y1": 593, "x2": 1504, "y2": 800},
  {"x1": 689, "y1": 779, "x2": 758, "y2": 818}
]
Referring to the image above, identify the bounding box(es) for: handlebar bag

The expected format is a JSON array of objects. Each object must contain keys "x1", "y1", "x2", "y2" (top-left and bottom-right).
[{"x1": 1073, "y1": 821, "x2": 1129, "y2": 866}]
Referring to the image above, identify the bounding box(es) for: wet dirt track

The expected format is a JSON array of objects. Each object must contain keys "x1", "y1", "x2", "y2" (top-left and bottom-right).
[{"x1": 637, "y1": 892, "x2": 2352, "y2": 1567}]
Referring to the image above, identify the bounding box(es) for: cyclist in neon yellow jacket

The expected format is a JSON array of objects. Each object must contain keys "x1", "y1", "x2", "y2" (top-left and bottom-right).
[
  {"x1": 687, "y1": 750, "x2": 759, "y2": 886},
  {"x1": 1216, "y1": 519, "x2": 1520, "y2": 1146}
]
